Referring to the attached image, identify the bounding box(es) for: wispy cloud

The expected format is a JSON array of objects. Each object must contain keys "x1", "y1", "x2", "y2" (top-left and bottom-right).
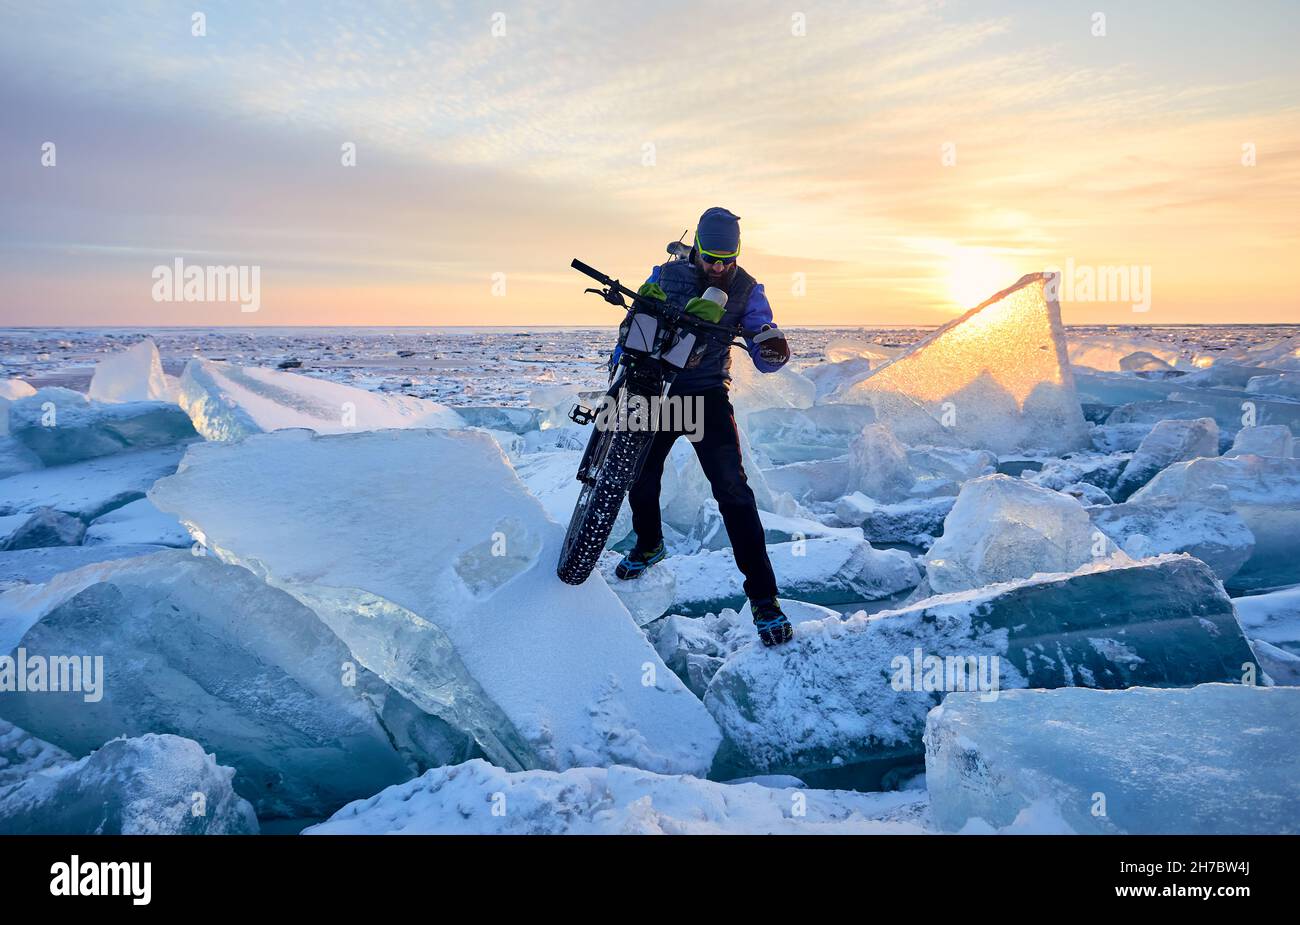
[{"x1": 1, "y1": 0, "x2": 1297, "y2": 325}]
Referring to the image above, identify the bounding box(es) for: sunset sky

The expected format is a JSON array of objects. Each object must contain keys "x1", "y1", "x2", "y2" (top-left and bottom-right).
[{"x1": 2, "y1": 0, "x2": 1297, "y2": 327}]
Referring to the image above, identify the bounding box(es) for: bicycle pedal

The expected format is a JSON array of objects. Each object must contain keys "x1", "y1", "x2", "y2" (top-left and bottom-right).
[{"x1": 568, "y1": 403, "x2": 597, "y2": 425}]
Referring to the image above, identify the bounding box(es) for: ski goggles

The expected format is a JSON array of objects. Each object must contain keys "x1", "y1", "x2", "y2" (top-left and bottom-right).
[{"x1": 695, "y1": 236, "x2": 739, "y2": 266}]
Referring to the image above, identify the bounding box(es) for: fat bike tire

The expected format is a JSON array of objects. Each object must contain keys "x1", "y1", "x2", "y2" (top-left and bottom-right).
[{"x1": 556, "y1": 428, "x2": 651, "y2": 585}]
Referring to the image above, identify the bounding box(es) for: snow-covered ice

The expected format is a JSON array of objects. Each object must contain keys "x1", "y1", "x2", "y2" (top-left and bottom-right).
[
  {"x1": 597, "y1": 549, "x2": 677, "y2": 626},
  {"x1": 0, "y1": 721, "x2": 258, "y2": 835},
  {"x1": 662, "y1": 535, "x2": 920, "y2": 615},
  {"x1": 149, "y1": 428, "x2": 721, "y2": 776},
  {"x1": 704, "y1": 555, "x2": 1259, "y2": 783},
  {"x1": 82, "y1": 498, "x2": 191, "y2": 548},
  {"x1": 0, "y1": 717, "x2": 70, "y2": 787},
  {"x1": 6, "y1": 388, "x2": 196, "y2": 466},
  {"x1": 2, "y1": 321, "x2": 1296, "y2": 834},
  {"x1": 0, "y1": 545, "x2": 168, "y2": 591},
  {"x1": 649, "y1": 609, "x2": 756, "y2": 698},
  {"x1": 648, "y1": 600, "x2": 840, "y2": 697},
  {"x1": 1025, "y1": 452, "x2": 1129, "y2": 496},
  {"x1": 1233, "y1": 586, "x2": 1300, "y2": 656},
  {"x1": 0, "y1": 508, "x2": 86, "y2": 551},
  {"x1": 178, "y1": 358, "x2": 463, "y2": 441},
  {"x1": 0, "y1": 438, "x2": 41, "y2": 481},
  {"x1": 1059, "y1": 482, "x2": 1114, "y2": 506},
  {"x1": 925, "y1": 684, "x2": 1299, "y2": 834},
  {"x1": 305, "y1": 758, "x2": 928, "y2": 835},
  {"x1": 1089, "y1": 495, "x2": 1254, "y2": 582},
  {"x1": 1089, "y1": 423, "x2": 1154, "y2": 454},
  {"x1": 0, "y1": 443, "x2": 189, "y2": 522},
  {"x1": 833, "y1": 492, "x2": 955, "y2": 546},
  {"x1": 1251, "y1": 639, "x2": 1300, "y2": 685}
]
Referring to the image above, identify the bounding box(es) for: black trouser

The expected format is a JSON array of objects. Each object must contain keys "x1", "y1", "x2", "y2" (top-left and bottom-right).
[{"x1": 628, "y1": 386, "x2": 779, "y2": 602}]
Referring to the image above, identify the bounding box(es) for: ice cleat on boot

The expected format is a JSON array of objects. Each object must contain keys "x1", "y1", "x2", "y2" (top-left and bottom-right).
[
  {"x1": 751, "y1": 597, "x2": 794, "y2": 647},
  {"x1": 614, "y1": 541, "x2": 667, "y2": 580}
]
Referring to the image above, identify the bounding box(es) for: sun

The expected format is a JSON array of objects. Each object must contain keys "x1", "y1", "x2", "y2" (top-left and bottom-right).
[{"x1": 945, "y1": 250, "x2": 1022, "y2": 311}]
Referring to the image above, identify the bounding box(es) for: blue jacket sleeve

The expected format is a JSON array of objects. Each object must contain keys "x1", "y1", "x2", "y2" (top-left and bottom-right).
[{"x1": 741, "y1": 283, "x2": 787, "y2": 372}]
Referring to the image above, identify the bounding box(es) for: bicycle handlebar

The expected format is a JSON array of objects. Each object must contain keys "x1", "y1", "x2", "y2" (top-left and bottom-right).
[{"x1": 570, "y1": 257, "x2": 747, "y2": 345}]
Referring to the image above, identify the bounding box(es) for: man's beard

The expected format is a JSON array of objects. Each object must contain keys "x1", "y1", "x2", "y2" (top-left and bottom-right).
[{"x1": 702, "y1": 262, "x2": 737, "y2": 288}]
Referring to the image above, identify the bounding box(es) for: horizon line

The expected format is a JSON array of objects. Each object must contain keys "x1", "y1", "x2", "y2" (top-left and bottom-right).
[{"x1": 3, "y1": 322, "x2": 1298, "y2": 331}]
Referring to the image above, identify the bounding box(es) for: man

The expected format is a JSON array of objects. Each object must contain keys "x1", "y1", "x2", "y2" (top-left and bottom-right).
[{"x1": 614, "y1": 207, "x2": 795, "y2": 647}]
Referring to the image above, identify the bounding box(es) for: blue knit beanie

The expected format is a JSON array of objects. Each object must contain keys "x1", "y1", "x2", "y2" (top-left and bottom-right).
[{"x1": 696, "y1": 207, "x2": 741, "y2": 255}]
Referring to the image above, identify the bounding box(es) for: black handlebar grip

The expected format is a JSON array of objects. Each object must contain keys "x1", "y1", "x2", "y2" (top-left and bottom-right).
[{"x1": 570, "y1": 259, "x2": 607, "y2": 284}]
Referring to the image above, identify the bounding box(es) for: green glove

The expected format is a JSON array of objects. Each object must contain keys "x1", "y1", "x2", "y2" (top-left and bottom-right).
[
  {"x1": 637, "y1": 282, "x2": 668, "y2": 301},
  {"x1": 684, "y1": 296, "x2": 725, "y2": 324}
]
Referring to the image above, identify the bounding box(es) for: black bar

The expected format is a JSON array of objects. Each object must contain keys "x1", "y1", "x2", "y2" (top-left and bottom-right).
[{"x1": 0, "y1": 833, "x2": 1284, "y2": 911}]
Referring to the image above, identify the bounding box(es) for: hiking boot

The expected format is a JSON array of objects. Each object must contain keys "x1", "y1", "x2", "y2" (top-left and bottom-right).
[
  {"x1": 614, "y1": 541, "x2": 667, "y2": 580},
  {"x1": 751, "y1": 597, "x2": 794, "y2": 647}
]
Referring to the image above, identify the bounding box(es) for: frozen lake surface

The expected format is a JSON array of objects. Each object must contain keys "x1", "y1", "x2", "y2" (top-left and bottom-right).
[
  {"x1": 1, "y1": 312, "x2": 1297, "y2": 834},
  {"x1": 3, "y1": 324, "x2": 1297, "y2": 406}
]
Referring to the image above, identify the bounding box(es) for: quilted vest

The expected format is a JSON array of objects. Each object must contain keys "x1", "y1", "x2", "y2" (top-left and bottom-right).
[{"x1": 655, "y1": 257, "x2": 756, "y2": 392}]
